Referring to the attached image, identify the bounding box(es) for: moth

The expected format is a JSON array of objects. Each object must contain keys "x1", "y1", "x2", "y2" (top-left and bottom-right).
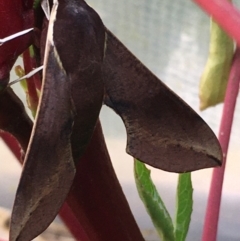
[{"x1": 9, "y1": 0, "x2": 222, "y2": 240}]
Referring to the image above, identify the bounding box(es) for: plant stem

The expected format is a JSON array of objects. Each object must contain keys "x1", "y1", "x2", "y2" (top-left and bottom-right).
[
  {"x1": 0, "y1": 88, "x2": 32, "y2": 154},
  {"x1": 59, "y1": 204, "x2": 89, "y2": 241},
  {"x1": 0, "y1": 131, "x2": 22, "y2": 162},
  {"x1": 193, "y1": 0, "x2": 240, "y2": 45},
  {"x1": 61, "y1": 121, "x2": 145, "y2": 241},
  {"x1": 202, "y1": 48, "x2": 240, "y2": 241}
]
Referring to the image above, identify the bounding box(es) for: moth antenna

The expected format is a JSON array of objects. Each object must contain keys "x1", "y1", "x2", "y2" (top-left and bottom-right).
[
  {"x1": 8, "y1": 66, "x2": 43, "y2": 86},
  {"x1": 41, "y1": 0, "x2": 50, "y2": 20},
  {"x1": 0, "y1": 28, "x2": 34, "y2": 46}
]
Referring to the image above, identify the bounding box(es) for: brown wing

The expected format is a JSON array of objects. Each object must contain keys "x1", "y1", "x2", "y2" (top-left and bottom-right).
[
  {"x1": 103, "y1": 30, "x2": 222, "y2": 173},
  {"x1": 10, "y1": 44, "x2": 76, "y2": 241},
  {"x1": 10, "y1": 1, "x2": 105, "y2": 240}
]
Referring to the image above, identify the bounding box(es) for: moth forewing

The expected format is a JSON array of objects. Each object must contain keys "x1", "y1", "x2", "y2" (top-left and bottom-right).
[
  {"x1": 9, "y1": 2, "x2": 76, "y2": 241},
  {"x1": 18, "y1": 0, "x2": 59, "y2": 162}
]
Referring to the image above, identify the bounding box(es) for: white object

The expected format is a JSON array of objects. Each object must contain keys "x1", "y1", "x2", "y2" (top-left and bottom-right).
[
  {"x1": 9, "y1": 66, "x2": 43, "y2": 86},
  {"x1": 0, "y1": 28, "x2": 33, "y2": 46}
]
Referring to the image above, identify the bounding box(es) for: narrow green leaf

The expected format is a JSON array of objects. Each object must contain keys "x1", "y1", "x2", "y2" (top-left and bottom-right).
[
  {"x1": 134, "y1": 159, "x2": 175, "y2": 241},
  {"x1": 174, "y1": 173, "x2": 193, "y2": 241}
]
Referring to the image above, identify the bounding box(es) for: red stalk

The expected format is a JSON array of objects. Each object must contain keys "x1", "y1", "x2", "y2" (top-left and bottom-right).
[
  {"x1": 60, "y1": 121, "x2": 145, "y2": 241},
  {"x1": 193, "y1": 0, "x2": 240, "y2": 46},
  {"x1": 202, "y1": 48, "x2": 240, "y2": 241},
  {"x1": 59, "y1": 203, "x2": 89, "y2": 241},
  {"x1": 0, "y1": 131, "x2": 22, "y2": 162}
]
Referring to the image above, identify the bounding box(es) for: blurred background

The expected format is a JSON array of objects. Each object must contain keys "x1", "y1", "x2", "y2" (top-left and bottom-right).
[{"x1": 1, "y1": 0, "x2": 240, "y2": 240}]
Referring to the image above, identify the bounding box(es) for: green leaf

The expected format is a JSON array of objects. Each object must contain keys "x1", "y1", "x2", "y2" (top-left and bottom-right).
[
  {"x1": 134, "y1": 159, "x2": 175, "y2": 241},
  {"x1": 174, "y1": 173, "x2": 193, "y2": 241}
]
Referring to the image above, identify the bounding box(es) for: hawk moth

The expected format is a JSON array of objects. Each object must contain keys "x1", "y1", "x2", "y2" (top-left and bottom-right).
[{"x1": 9, "y1": 0, "x2": 222, "y2": 240}]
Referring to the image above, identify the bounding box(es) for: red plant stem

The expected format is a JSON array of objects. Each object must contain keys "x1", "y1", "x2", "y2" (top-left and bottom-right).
[
  {"x1": 60, "y1": 121, "x2": 145, "y2": 241},
  {"x1": 0, "y1": 131, "x2": 22, "y2": 162},
  {"x1": 193, "y1": 0, "x2": 240, "y2": 46},
  {"x1": 0, "y1": 88, "x2": 32, "y2": 154},
  {"x1": 59, "y1": 203, "x2": 89, "y2": 241},
  {"x1": 202, "y1": 48, "x2": 240, "y2": 241}
]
